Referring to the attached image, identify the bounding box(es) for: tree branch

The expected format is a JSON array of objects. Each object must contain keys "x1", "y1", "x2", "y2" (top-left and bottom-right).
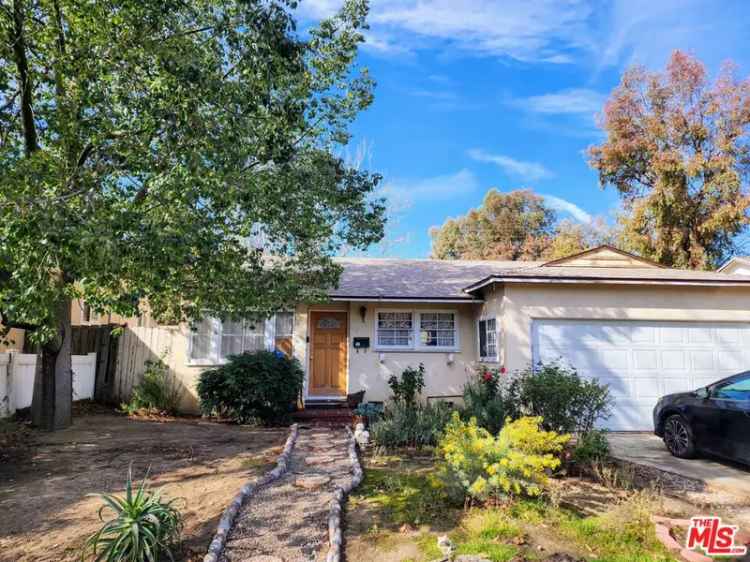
[{"x1": 10, "y1": 0, "x2": 38, "y2": 155}]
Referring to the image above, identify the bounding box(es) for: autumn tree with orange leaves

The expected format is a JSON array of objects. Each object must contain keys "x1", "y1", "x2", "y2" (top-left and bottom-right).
[{"x1": 588, "y1": 51, "x2": 750, "y2": 269}]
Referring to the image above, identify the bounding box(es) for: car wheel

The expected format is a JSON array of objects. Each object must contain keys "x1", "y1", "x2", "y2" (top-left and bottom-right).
[{"x1": 663, "y1": 414, "x2": 695, "y2": 459}]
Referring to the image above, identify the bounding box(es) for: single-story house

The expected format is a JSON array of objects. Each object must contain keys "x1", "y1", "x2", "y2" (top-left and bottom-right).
[{"x1": 129, "y1": 245, "x2": 750, "y2": 430}]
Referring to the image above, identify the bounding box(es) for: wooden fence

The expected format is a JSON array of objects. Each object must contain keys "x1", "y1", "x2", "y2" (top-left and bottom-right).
[
  {"x1": 111, "y1": 326, "x2": 179, "y2": 402},
  {"x1": 3, "y1": 324, "x2": 182, "y2": 411}
]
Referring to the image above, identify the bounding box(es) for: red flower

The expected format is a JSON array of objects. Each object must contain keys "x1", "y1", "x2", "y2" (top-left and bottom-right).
[
  {"x1": 482, "y1": 372, "x2": 493, "y2": 382},
  {"x1": 499, "y1": 366, "x2": 507, "y2": 375}
]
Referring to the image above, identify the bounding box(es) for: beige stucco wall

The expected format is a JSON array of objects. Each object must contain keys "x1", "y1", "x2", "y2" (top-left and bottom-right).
[
  {"x1": 117, "y1": 282, "x2": 750, "y2": 413},
  {"x1": 295, "y1": 301, "x2": 481, "y2": 403},
  {"x1": 490, "y1": 283, "x2": 750, "y2": 373}
]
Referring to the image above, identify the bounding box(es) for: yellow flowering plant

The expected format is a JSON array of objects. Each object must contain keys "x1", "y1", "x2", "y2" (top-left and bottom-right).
[{"x1": 438, "y1": 412, "x2": 570, "y2": 502}]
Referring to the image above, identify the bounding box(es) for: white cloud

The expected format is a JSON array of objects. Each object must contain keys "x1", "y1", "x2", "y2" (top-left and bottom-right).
[
  {"x1": 468, "y1": 148, "x2": 553, "y2": 181},
  {"x1": 298, "y1": 0, "x2": 593, "y2": 63},
  {"x1": 380, "y1": 169, "x2": 479, "y2": 209},
  {"x1": 408, "y1": 89, "x2": 458, "y2": 101},
  {"x1": 542, "y1": 194, "x2": 592, "y2": 223},
  {"x1": 299, "y1": 0, "x2": 750, "y2": 75},
  {"x1": 510, "y1": 88, "x2": 606, "y2": 116},
  {"x1": 592, "y1": 0, "x2": 750, "y2": 73}
]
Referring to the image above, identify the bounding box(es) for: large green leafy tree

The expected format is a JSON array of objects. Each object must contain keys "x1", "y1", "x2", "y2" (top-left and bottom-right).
[
  {"x1": 0, "y1": 0, "x2": 385, "y2": 430},
  {"x1": 588, "y1": 50, "x2": 750, "y2": 269}
]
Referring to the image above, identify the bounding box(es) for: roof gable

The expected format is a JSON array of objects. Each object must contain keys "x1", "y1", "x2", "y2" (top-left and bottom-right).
[
  {"x1": 541, "y1": 245, "x2": 664, "y2": 269},
  {"x1": 718, "y1": 256, "x2": 750, "y2": 273}
]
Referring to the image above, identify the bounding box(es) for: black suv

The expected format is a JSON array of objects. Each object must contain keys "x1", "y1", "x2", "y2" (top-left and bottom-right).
[{"x1": 653, "y1": 371, "x2": 750, "y2": 464}]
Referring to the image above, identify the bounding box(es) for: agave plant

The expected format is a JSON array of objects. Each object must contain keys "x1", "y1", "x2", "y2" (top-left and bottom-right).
[{"x1": 82, "y1": 467, "x2": 183, "y2": 562}]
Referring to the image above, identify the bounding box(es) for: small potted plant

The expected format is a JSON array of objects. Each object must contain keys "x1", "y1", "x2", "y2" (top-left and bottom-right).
[{"x1": 353, "y1": 402, "x2": 384, "y2": 428}]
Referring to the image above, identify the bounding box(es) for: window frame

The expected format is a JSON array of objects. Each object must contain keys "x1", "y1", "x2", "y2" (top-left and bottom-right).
[
  {"x1": 477, "y1": 316, "x2": 499, "y2": 363},
  {"x1": 374, "y1": 309, "x2": 415, "y2": 351},
  {"x1": 373, "y1": 308, "x2": 460, "y2": 352},
  {"x1": 187, "y1": 312, "x2": 289, "y2": 366}
]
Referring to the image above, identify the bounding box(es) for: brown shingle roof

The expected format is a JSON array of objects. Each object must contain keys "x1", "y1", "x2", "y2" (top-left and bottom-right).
[
  {"x1": 331, "y1": 256, "x2": 750, "y2": 301},
  {"x1": 331, "y1": 258, "x2": 542, "y2": 301}
]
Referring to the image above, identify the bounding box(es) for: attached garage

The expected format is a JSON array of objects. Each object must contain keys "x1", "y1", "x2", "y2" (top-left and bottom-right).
[{"x1": 532, "y1": 319, "x2": 750, "y2": 430}]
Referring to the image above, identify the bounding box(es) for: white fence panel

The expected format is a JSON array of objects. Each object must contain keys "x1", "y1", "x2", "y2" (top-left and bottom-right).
[
  {"x1": 72, "y1": 352, "x2": 97, "y2": 401},
  {"x1": 0, "y1": 354, "x2": 10, "y2": 417},
  {"x1": 11, "y1": 353, "x2": 37, "y2": 410},
  {"x1": 0, "y1": 352, "x2": 97, "y2": 417}
]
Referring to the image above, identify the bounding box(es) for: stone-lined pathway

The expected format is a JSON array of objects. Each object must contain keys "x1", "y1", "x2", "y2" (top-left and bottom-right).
[{"x1": 221, "y1": 425, "x2": 352, "y2": 562}]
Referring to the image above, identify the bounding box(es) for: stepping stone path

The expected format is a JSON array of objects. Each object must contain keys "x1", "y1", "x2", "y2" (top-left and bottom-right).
[{"x1": 221, "y1": 426, "x2": 352, "y2": 562}]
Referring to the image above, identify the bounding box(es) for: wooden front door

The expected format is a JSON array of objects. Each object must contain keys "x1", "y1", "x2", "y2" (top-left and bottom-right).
[{"x1": 309, "y1": 311, "x2": 348, "y2": 396}]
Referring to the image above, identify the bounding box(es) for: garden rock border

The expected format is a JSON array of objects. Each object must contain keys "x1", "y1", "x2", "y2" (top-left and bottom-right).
[
  {"x1": 203, "y1": 423, "x2": 299, "y2": 562},
  {"x1": 325, "y1": 425, "x2": 363, "y2": 562}
]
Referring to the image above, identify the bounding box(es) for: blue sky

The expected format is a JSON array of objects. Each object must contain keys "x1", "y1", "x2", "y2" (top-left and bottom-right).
[{"x1": 299, "y1": 0, "x2": 750, "y2": 258}]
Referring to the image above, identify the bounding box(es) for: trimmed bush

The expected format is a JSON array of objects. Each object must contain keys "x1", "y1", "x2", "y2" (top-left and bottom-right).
[
  {"x1": 370, "y1": 401, "x2": 454, "y2": 449},
  {"x1": 505, "y1": 362, "x2": 612, "y2": 434},
  {"x1": 197, "y1": 350, "x2": 303, "y2": 424},
  {"x1": 121, "y1": 360, "x2": 182, "y2": 416},
  {"x1": 438, "y1": 412, "x2": 570, "y2": 502},
  {"x1": 83, "y1": 468, "x2": 183, "y2": 562}
]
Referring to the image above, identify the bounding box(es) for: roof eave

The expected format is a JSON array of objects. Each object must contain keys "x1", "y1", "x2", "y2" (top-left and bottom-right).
[
  {"x1": 718, "y1": 257, "x2": 750, "y2": 272},
  {"x1": 464, "y1": 275, "x2": 750, "y2": 293},
  {"x1": 329, "y1": 295, "x2": 484, "y2": 303}
]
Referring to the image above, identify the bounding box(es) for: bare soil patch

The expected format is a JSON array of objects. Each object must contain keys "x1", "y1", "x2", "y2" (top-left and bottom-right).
[{"x1": 0, "y1": 409, "x2": 287, "y2": 562}]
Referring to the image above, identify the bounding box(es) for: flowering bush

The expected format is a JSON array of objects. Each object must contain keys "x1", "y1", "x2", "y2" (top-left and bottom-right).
[
  {"x1": 387, "y1": 363, "x2": 425, "y2": 407},
  {"x1": 438, "y1": 412, "x2": 569, "y2": 502},
  {"x1": 461, "y1": 366, "x2": 509, "y2": 434}
]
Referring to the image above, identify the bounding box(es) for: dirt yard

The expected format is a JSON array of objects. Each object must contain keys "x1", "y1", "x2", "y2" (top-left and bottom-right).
[{"x1": 0, "y1": 405, "x2": 287, "y2": 562}]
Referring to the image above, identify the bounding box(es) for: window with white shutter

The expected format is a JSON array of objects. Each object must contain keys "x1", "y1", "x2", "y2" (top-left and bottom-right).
[{"x1": 478, "y1": 317, "x2": 498, "y2": 362}]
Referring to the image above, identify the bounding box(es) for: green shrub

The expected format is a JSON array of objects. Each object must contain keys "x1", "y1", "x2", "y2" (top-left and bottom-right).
[
  {"x1": 197, "y1": 350, "x2": 303, "y2": 424},
  {"x1": 370, "y1": 401, "x2": 454, "y2": 449},
  {"x1": 387, "y1": 363, "x2": 425, "y2": 407},
  {"x1": 462, "y1": 367, "x2": 508, "y2": 435},
  {"x1": 82, "y1": 468, "x2": 183, "y2": 562},
  {"x1": 505, "y1": 362, "x2": 612, "y2": 434},
  {"x1": 438, "y1": 412, "x2": 570, "y2": 502},
  {"x1": 121, "y1": 360, "x2": 182, "y2": 416},
  {"x1": 572, "y1": 429, "x2": 610, "y2": 466}
]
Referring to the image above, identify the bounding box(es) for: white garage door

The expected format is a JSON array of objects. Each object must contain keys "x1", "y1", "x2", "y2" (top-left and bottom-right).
[{"x1": 532, "y1": 320, "x2": 750, "y2": 431}]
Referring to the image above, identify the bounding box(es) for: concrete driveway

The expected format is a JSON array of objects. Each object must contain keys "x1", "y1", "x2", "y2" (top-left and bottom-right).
[{"x1": 607, "y1": 433, "x2": 750, "y2": 499}]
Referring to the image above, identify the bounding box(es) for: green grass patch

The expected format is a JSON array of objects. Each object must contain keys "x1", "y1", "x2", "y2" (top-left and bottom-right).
[
  {"x1": 352, "y1": 465, "x2": 458, "y2": 528},
  {"x1": 352, "y1": 453, "x2": 678, "y2": 562}
]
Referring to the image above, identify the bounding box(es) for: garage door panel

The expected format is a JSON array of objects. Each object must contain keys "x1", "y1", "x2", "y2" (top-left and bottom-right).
[
  {"x1": 631, "y1": 326, "x2": 657, "y2": 344},
  {"x1": 688, "y1": 326, "x2": 714, "y2": 344},
  {"x1": 633, "y1": 378, "x2": 662, "y2": 401},
  {"x1": 715, "y1": 326, "x2": 742, "y2": 345},
  {"x1": 532, "y1": 320, "x2": 750, "y2": 431},
  {"x1": 690, "y1": 350, "x2": 715, "y2": 371},
  {"x1": 633, "y1": 349, "x2": 658, "y2": 370},
  {"x1": 661, "y1": 349, "x2": 688, "y2": 370},
  {"x1": 660, "y1": 326, "x2": 687, "y2": 344},
  {"x1": 717, "y1": 350, "x2": 745, "y2": 372},
  {"x1": 662, "y1": 376, "x2": 693, "y2": 395},
  {"x1": 587, "y1": 375, "x2": 630, "y2": 398}
]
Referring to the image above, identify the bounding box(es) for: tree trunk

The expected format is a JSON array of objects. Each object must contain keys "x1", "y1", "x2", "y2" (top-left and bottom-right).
[{"x1": 31, "y1": 298, "x2": 73, "y2": 430}]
